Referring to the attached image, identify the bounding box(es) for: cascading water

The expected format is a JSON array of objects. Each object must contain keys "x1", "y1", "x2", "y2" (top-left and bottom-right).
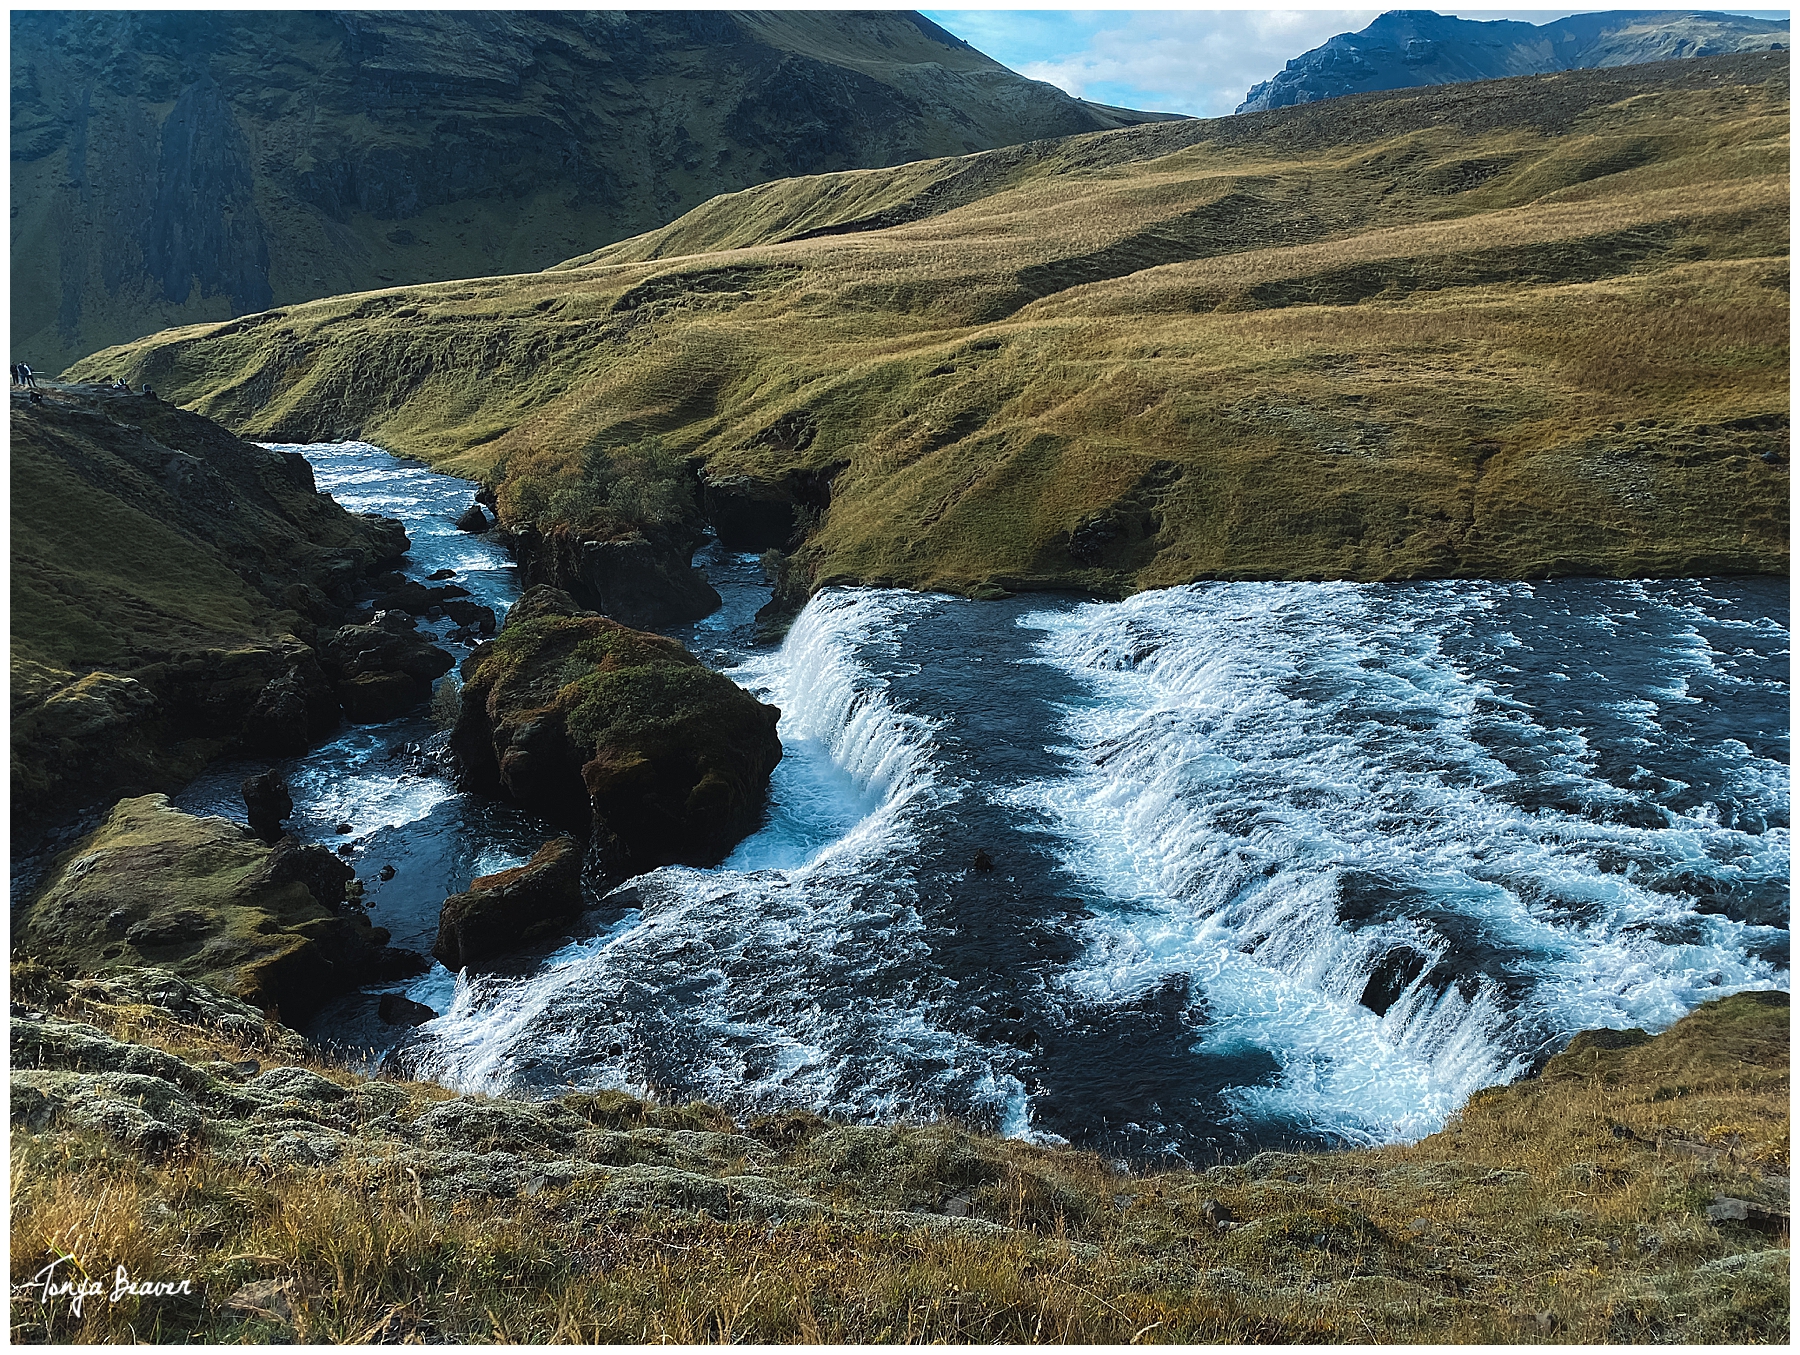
[
  {"x1": 1008, "y1": 578, "x2": 1789, "y2": 1146},
  {"x1": 403, "y1": 588, "x2": 1039, "y2": 1135},
  {"x1": 169, "y1": 440, "x2": 1788, "y2": 1162}
]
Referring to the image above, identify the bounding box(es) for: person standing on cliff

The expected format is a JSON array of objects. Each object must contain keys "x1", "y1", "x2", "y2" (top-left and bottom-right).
[{"x1": 20, "y1": 362, "x2": 38, "y2": 388}]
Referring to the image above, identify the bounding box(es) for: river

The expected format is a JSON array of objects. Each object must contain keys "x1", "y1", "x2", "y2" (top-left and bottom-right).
[{"x1": 174, "y1": 442, "x2": 1790, "y2": 1163}]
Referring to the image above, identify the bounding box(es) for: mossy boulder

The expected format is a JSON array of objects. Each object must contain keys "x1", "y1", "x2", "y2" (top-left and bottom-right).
[
  {"x1": 433, "y1": 835, "x2": 585, "y2": 970},
  {"x1": 451, "y1": 587, "x2": 781, "y2": 878},
  {"x1": 19, "y1": 795, "x2": 424, "y2": 1025}
]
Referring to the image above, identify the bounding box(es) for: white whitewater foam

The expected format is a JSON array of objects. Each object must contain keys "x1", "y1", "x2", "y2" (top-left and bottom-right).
[
  {"x1": 1012, "y1": 580, "x2": 1787, "y2": 1145},
  {"x1": 409, "y1": 590, "x2": 1036, "y2": 1133}
]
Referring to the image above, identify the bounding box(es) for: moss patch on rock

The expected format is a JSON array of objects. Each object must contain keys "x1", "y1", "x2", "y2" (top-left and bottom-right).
[
  {"x1": 18, "y1": 796, "x2": 422, "y2": 1025},
  {"x1": 452, "y1": 587, "x2": 781, "y2": 878}
]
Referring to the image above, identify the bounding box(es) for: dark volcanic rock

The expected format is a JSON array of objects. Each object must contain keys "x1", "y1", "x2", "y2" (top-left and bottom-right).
[
  {"x1": 455, "y1": 503, "x2": 492, "y2": 533},
  {"x1": 373, "y1": 580, "x2": 472, "y2": 615},
  {"x1": 516, "y1": 525, "x2": 721, "y2": 630},
  {"x1": 441, "y1": 598, "x2": 498, "y2": 635},
  {"x1": 241, "y1": 770, "x2": 293, "y2": 842},
  {"x1": 21, "y1": 795, "x2": 413, "y2": 1025},
  {"x1": 701, "y1": 458, "x2": 847, "y2": 552},
  {"x1": 318, "y1": 615, "x2": 454, "y2": 723},
  {"x1": 703, "y1": 474, "x2": 799, "y2": 552},
  {"x1": 378, "y1": 992, "x2": 438, "y2": 1026},
  {"x1": 241, "y1": 649, "x2": 341, "y2": 752},
  {"x1": 1239, "y1": 10, "x2": 1788, "y2": 112},
  {"x1": 433, "y1": 836, "x2": 586, "y2": 970},
  {"x1": 11, "y1": 391, "x2": 407, "y2": 836},
  {"x1": 452, "y1": 586, "x2": 782, "y2": 879},
  {"x1": 248, "y1": 835, "x2": 357, "y2": 914}
]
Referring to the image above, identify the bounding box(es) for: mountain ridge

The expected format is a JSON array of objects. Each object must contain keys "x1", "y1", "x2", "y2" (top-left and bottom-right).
[
  {"x1": 10, "y1": 9, "x2": 1175, "y2": 371},
  {"x1": 1239, "y1": 8, "x2": 1788, "y2": 112}
]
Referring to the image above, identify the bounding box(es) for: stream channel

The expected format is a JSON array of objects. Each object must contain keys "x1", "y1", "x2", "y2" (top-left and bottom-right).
[{"x1": 174, "y1": 442, "x2": 1790, "y2": 1163}]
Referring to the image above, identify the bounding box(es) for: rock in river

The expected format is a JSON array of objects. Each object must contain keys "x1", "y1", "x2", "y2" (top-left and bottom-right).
[
  {"x1": 433, "y1": 836, "x2": 585, "y2": 969},
  {"x1": 19, "y1": 795, "x2": 425, "y2": 1025},
  {"x1": 318, "y1": 612, "x2": 454, "y2": 722},
  {"x1": 451, "y1": 586, "x2": 782, "y2": 878},
  {"x1": 241, "y1": 769, "x2": 293, "y2": 843}
]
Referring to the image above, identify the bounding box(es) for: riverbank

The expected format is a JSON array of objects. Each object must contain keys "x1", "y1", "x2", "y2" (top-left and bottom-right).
[
  {"x1": 9, "y1": 385, "x2": 415, "y2": 843},
  {"x1": 9, "y1": 962, "x2": 1788, "y2": 1343}
]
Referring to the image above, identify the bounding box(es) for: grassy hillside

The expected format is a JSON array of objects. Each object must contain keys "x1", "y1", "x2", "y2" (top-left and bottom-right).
[
  {"x1": 10, "y1": 385, "x2": 406, "y2": 838},
  {"x1": 9, "y1": 964, "x2": 1788, "y2": 1343},
  {"x1": 73, "y1": 53, "x2": 1789, "y2": 601},
  {"x1": 12, "y1": 10, "x2": 1168, "y2": 371}
]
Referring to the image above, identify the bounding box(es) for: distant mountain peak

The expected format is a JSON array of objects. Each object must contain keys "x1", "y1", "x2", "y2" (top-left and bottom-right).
[{"x1": 1238, "y1": 8, "x2": 1788, "y2": 113}]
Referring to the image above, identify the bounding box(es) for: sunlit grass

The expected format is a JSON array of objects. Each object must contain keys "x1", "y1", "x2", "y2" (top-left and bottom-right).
[{"x1": 10, "y1": 965, "x2": 1789, "y2": 1344}]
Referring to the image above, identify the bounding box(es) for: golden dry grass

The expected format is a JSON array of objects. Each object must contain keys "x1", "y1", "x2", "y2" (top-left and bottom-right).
[{"x1": 9, "y1": 965, "x2": 1789, "y2": 1345}]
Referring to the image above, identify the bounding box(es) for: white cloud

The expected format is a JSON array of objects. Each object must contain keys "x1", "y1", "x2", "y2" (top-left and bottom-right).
[{"x1": 934, "y1": 10, "x2": 1384, "y2": 117}]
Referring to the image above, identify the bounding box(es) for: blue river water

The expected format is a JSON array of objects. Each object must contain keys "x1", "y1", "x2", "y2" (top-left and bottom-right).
[{"x1": 174, "y1": 443, "x2": 1790, "y2": 1163}]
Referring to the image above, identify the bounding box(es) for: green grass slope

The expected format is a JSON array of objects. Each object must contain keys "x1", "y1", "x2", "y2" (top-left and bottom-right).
[
  {"x1": 73, "y1": 53, "x2": 1789, "y2": 600},
  {"x1": 10, "y1": 384, "x2": 405, "y2": 837}
]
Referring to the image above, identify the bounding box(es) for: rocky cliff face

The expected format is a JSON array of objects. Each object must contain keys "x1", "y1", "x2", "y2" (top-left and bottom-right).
[
  {"x1": 1239, "y1": 9, "x2": 1788, "y2": 112},
  {"x1": 10, "y1": 9, "x2": 1174, "y2": 371}
]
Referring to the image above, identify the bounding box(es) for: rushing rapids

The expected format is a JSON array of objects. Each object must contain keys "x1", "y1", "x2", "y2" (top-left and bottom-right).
[{"x1": 173, "y1": 443, "x2": 1789, "y2": 1162}]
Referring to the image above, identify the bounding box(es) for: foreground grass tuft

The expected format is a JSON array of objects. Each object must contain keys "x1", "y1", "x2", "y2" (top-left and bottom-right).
[{"x1": 10, "y1": 966, "x2": 1787, "y2": 1343}]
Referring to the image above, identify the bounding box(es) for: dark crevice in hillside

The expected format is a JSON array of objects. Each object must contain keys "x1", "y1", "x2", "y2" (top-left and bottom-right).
[
  {"x1": 999, "y1": 201, "x2": 1784, "y2": 318},
  {"x1": 777, "y1": 139, "x2": 1074, "y2": 244},
  {"x1": 999, "y1": 189, "x2": 1338, "y2": 318},
  {"x1": 1220, "y1": 223, "x2": 1684, "y2": 310},
  {"x1": 612, "y1": 264, "x2": 802, "y2": 313}
]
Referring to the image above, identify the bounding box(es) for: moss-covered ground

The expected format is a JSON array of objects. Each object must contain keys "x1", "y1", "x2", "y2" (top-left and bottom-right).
[
  {"x1": 71, "y1": 54, "x2": 1789, "y2": 600},
  {"x1": 8, "y1": 965, "x2": 1787, "y2": 1344}
]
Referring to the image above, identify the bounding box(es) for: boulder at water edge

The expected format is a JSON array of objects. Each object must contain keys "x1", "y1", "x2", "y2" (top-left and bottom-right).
[
  {"x1": 317, "y1": 612, "x2": 454, "y2": 722},
  {"x1": 242, "y1": 769, "x2": 293, "y2": 843},
  {"x1": 433, "y1": 835, "x2": 585, "y2": 969},
  {"x1": 20, "y1": 795, "x2": 425, "y2": 1024},
  {"x1": 451, "y1": 586, "x2": 782, "y2": 878}
]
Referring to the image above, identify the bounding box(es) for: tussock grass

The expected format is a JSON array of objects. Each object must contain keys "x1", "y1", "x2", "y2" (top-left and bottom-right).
[{"x1": 10, "y1": 968, "x2": 1788, "y2": 1344}]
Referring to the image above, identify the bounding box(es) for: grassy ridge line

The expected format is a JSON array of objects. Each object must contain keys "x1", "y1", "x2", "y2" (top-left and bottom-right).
[
  {"x1": 8, "y1": 965, "x2": 1789, "y2": 1343},
  {"x1": 68, "y1": 55, "x2": 1789, "y2": 597}
]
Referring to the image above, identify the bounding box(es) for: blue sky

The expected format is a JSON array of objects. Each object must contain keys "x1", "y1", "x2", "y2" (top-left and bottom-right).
[{"x1": 921, "y1": 9, "x2": 1790, "y2": 117}]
